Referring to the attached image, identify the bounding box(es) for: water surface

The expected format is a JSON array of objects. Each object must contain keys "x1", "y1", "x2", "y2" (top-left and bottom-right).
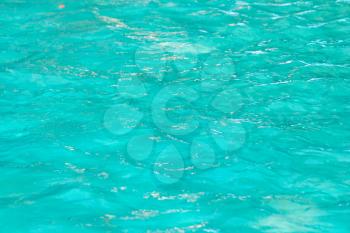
[{"x1": 1, "y1": 0, "x2": 350, "y2": 232}]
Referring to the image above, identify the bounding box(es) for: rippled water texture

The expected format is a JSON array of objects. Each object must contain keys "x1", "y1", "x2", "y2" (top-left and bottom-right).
[{"x1": 1, "y1": 0, "x2": 350, "y2": 232}]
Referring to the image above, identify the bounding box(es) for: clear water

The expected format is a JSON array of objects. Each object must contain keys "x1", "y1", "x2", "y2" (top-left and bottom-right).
[{"x1": 1, "y1": 0, "x2": 350, "y2": 232}]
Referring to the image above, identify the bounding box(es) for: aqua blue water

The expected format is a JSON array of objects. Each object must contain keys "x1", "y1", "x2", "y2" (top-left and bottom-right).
[{"x1": 1, "y1": 0, "x2": 350, "y2": 232}]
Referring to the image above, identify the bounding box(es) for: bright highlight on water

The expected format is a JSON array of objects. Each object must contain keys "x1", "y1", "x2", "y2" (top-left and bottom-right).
[{"x1": 1, "y1": 0, "x2": 349, "y2": 232}]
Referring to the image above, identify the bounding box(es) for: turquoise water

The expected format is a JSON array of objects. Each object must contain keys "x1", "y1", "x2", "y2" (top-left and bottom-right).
[{"x1": 1, "y1": 0, "x2": 350, "y2": 232}]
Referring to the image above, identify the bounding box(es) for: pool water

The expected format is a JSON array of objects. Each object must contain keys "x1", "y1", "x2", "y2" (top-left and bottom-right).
[{"x1": 1, "y1": 0, "x2": 350, "y2": 232}]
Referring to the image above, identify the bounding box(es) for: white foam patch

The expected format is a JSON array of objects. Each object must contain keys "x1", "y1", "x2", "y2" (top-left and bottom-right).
[{"x1": 254, "y1": 198, "x2": 328, "y2": 233}]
